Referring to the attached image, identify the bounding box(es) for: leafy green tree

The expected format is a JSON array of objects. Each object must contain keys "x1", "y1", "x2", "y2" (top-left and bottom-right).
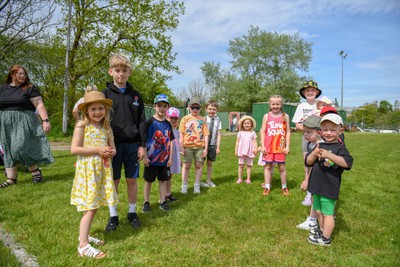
[
  {"x1": 378, "y1": 100, "x2": 393, "y2": 114},
  {"x1": 0, "y1": 0, "x2": 56, "y2": 61},
  {"x1": 202, "y1": 26, "x2": 312, "y2": 112},
  {"x1": 56, "y1": 0, "x2": 185, "y2": 106}
]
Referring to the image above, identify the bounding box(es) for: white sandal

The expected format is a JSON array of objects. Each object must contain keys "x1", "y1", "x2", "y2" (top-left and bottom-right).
[
  {"x1": 77, "y1": 244, "x2": 106, "y2": 259},
  {"x1": 78, "y1": 236, "x2": 105, "y2": 245}
]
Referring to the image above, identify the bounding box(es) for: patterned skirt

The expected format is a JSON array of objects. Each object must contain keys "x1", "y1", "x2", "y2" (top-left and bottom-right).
[{"x1": 0, "y1": 110, "x2": 54, "y2": 167}]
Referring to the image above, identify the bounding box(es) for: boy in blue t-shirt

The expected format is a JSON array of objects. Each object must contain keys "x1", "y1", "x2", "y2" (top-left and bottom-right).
[{"x1": 142, "y1": 94, "x2": 174, "y2": 212}]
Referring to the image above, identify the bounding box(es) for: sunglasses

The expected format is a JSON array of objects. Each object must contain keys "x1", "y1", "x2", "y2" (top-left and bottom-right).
[{"x1": 190, "y1": 106, "x2": 201, "y2": 110}]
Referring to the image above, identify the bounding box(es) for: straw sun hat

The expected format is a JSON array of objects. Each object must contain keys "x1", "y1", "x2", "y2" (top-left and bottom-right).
[
  {"x1": 238, "y1": 115, "x2": 256, "y2": 131},
  {"x1": 78, "y1": 91, "x2": 113, "y2": 111}
]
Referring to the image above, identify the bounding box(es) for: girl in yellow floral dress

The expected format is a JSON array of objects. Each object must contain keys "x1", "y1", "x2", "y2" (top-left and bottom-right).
[{"x1": 70, "y1": 91, "x2": 118, "y2": 259}]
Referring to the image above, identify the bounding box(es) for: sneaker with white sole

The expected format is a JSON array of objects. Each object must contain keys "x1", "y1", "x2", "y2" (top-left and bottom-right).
[
  {"x1": 307, "y1": 234, "x2": 331, "y2": 246},
  {"x1": 194, "y1": 183, "x2": 201, "y2": 194},
  {"x1": 207, "y1": 181, "x2": 216, "y2": 187},
  {"x1": 302, "y1": 195, "x2": 312, "y2": 206},
  {"x1": 200, "y1": 182, "x2": 210, "y2": 188},
  {"x1": 181, "y1": 183, "x2": 188, "y2": 194},
  {"x1": 296, "y1": 217, "x2": 318, "y2": 230}
]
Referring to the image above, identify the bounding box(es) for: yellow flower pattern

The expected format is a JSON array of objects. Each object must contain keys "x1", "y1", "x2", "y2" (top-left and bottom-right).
[{"x1": 70, "y1": 125, "x2": 118, "y2": 211}]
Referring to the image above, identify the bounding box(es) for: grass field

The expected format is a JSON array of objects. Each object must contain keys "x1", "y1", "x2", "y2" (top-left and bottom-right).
[{"x1": 0, "y1": 132, "x2": 399, "y2": 266}]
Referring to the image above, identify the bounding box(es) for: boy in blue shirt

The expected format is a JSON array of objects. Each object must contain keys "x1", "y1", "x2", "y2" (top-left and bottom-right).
[{"x1": 142, "y1": 94, "x2": 174, "y2": 212}]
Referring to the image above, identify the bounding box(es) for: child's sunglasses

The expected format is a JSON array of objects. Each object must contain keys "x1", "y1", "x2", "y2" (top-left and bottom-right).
[{"x1": 190, "y1": 106, "x2": 201, "y2": 110}]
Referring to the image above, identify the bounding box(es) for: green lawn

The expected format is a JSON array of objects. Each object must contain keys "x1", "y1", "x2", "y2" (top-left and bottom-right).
[{"x1": 0, "y1": 132, "x2": 399, "y2": 266}]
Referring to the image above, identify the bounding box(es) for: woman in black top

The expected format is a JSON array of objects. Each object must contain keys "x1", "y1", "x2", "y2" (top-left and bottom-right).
[{"x1": 0, "y1": 65, "x2": 54, "y2": 187}]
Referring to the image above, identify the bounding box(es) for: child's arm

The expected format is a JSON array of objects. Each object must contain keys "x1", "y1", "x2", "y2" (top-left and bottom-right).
[
  {"x1": 305, "y1": 144, "x2": 320, "y2": 166},
  {"x1": 202, "y1": 118, "x2": 209, "y2": 157},
  {"x1": 108, "y1": 136, "x2": 117, "y2": 158},
  {"x1": 71, "y1": 122, "x2": 109, "y2": 156},
  {"x1": 167, "y1": 137, "x2": 173, "y2": 167},
  {"x1": 319, "y1": 149, "x2": 350, "y2": 168},
  {"x1": 284, "y1": 113, "x2": 291, "y2": 154},
  {"x1": 235, "y1": 135, "x2": 240, "y2": 157},
  {"x1": 216, "y1": 130, "x2": 221, "y2": 155},
  {"x1": 179, "y1": 131, "x2": 185, "y2": 156},
  {"x1": 253, "y1": 132, "x2": 258, "y2": 155},
  {"x1": 259, "y1": 114, "x2": 267, "y2": 154}
]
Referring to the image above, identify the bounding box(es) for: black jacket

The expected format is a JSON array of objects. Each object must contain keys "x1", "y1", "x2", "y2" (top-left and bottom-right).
[{"x1": 103, "y1": 82, "x2": 146, "y2": 146}]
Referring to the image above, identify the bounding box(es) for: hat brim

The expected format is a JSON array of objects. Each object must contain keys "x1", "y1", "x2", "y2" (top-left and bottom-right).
[
  {"x1": 238, "y1": 115, "x2": 256, "y2": 130},
  {"x1": 78, "y1": 99, "x2": 113, "y2": 111},
  {"x1": 299, "y1": 88, "x2": 322, "y2": 99}
]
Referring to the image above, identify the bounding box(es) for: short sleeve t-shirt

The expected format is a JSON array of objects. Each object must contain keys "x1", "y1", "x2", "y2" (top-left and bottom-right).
[
  {"x1": 179, "y1": 114, "x2": 209, "y2": 148},
  {"x1": 146, "y1": 117, "x2": 175, "y2": 166},
  {"x1": 0, "y1": 84, "x2": 41, "y2": 111},
  {"x1": 292, "y1": 102, "x2": 316, "y2": 124}
]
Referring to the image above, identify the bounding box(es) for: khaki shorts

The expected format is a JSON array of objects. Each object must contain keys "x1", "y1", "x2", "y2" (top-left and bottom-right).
[{"x1": 183, "y1": 147, "x2": 204, "y2": 163}]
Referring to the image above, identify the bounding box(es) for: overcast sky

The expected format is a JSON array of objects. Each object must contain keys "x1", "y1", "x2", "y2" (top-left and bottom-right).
[{"x1": 166, "y1": 0, "x2": 400, "y2": 108}]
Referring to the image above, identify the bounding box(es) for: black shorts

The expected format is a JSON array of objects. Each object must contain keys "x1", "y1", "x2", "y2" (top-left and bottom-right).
[
  {"x1": 207, "y1": 145, "x2": 217, "y2": 161},
  {"x1": 144, "y1": 165, "x2": 170, "y2": 182}
]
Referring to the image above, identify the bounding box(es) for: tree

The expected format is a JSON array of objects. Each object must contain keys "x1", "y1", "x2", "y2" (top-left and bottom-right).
[
  {"x1": 202, "y1": 26, "x2": 312, "y2": 112},
  {"x1": 378, "y1": 100, "x2": 392, "y2": 114},
  {"x1": 0, "y1": 0, "x2": 56, "y2": 61},
  {"x1": 56, "y1": 0, "x2": 185, "y2": 106},
  {"x1": 176, "y1": 79, "x2": 210, "y2": 104}
]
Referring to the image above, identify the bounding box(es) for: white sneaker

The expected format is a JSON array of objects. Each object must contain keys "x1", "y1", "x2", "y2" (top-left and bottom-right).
[
  {"x1": 181, "y1": 183, "x2": 188, "y2": 194},
  {"x1": 207, "y1": 181, "x2": 216, "y2": 187},
  {"x1": 296, "y1": 217, "x2": 318, "y2": 230},
  {"x1": 302, "y1": 195, "x2": 312, "y2": 206},
  {"x1": 200, "y1": 182, "x2": 210, "y2": 188},
  {"x1": 194, "y1": 183, "x2": 201, "y2": 194}
]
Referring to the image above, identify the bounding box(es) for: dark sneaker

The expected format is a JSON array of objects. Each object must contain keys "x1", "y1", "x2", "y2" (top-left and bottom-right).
[
  {"x1": 127, "y1": 212, "x2": 140, "y2": 228},
  {"x1": 159, "y1": 201, "x2": 171, "y2": 211},
  {"x1": 166, "y1": 194, "x2": 177, "y2": 202},
  {"x1": 105, "y1": 216, "x2": 119, "y2": 232},
  {"x1": 142, "y1": 202, "x2": 150, "y2": 213},
  {"x1": 307, "y1": 235, "x2": 332, "y2": 246},
  {"x1": 309, "y1": 228, "x2": 323, "y2": 237}
]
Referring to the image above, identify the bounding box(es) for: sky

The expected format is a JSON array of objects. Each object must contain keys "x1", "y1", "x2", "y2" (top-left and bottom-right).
[{"x1": 166, "y1": 0, "x2": 400, "y2": 108}]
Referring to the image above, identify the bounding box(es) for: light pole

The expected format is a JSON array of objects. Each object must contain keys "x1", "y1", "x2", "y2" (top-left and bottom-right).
[{"x1": 339, "y1": 51, "x2": 347, "y2": 110}]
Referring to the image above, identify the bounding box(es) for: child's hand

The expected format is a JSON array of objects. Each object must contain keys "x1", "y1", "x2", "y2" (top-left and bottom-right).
[
  {"x1": 235, "y1": 152, "x2": 238, "y2": 157},
  {"x1": 98, "y1": 146, "x2": 113, "y2": 157},
  {"x1": 253, "y1": 149, "x2": 258, "y2": 155},
  {"x1": 319, "y1": 149, "x2": 333, "y2": 159},
  {"x1": 283, "y1": 147, "x2": 290, "y2": 155},
  {"x1": 300, "y1": 180, "x2": 308, "y2": 191},
  {"x1": 311, "y1": 144, "x2": 320, "y2": 157},
  {"x1": 216, "y1": 147, "x2": 220, "y2": 155},
  {"x1": 167, "y1": 158, "x2": 172, "y2": 167},
  {"x1": 142, "y1": 156, "x2": 150, "y2": 167},
  {"x1": 202, "y1": 148, "x2": 208, "y2": 158}
]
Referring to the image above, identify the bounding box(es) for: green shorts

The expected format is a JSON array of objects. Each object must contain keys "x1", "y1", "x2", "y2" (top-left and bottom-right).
[
  {"x1": 183, "y1": 147, "x2": 204, "y2": 163},
  {"x1": 312, "y1": 194, "x2": 336, "y2": 216}
]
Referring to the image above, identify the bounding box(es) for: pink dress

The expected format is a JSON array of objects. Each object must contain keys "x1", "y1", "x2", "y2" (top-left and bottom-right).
[{"x1": 237, "y1": 131, "x2": 257, "y2": 158}]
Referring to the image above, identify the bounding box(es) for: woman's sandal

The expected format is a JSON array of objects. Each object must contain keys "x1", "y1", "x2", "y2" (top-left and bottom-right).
[
  {"x1": 78, "y1": 236, "x2": 105, "y2": 245},
  {"x1": 30, "y1": 168, "x2": 42, "y2": 183},
  {"x1": 0, "y1": 178, "x2": 17, "y2": 188},
  {"x1": 77, "y1": 244, "x2": 106, "y2": 259}
]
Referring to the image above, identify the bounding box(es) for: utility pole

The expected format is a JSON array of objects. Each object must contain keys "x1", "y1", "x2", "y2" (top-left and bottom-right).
[
  {"x1": 63, "y1": 0, "x2": 72, "y2": 134},
  {"x1": 339, "y1": 50, "x2": 347, "y2": 110}
]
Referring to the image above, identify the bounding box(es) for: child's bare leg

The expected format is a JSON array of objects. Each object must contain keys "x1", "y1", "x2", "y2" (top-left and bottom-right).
[
  {"x1": 158, "y1": 180, "x2": 167, "y2": 203},
  {"x1": 321, "y1": 215, "x2": 335, "y2": 238},
  {"x1": 263, "y1": 163, "x2": 272, "y2": 186},
  {"x1": 278, "y1": 163, "x2": 287, "y2": 185},
  {"x1": 143, "y1": 181, "x2": 152, "y2": 203},
  {"x1": 182, "y1": 162, "x2": 191, "y2": 184},
  {"x1": 79, "y1": 209, "x2": 97, "y2": 248},
  {"x1": 166, "y1": 176, "x2": 172, "y2": 196},
  {"x1": 315, "y1": 210, "x2": 324, "y2": 232},
  {"x1": 246, "y1": 165, "x2": 252, "y2": 181},
  {"x1": 194, "y1": 161, "x2": 203, "y2": 184},
  {"x1": 237, "y1": 164, "x2": 244, "y2": 181},
  {"x1": 206, "y1": 160, "x2": 212, "y2": 182}
]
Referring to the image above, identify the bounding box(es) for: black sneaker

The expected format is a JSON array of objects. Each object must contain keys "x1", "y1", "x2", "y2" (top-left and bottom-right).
[
  {"x1": 309, "y1": 228, "x2": 323, "y2": 237},
  {"x1": 142, "y1": 202, "x2": 151, "y2": 213},
  {"x1": 166, "y1": 194, "x2": 177, "y2": 203},
  {"x1": 307, "y1": 235, "x2": 332, "y2": 246},
  {"x1": 127, "y1": 212, "x2": 140, "y2": 228},
  {"x1": 105, "y1": 216, "x2": 119, "y2": 232},
  {"x1": 159, "y1": 201, "x2": 171, "y2": 211}
]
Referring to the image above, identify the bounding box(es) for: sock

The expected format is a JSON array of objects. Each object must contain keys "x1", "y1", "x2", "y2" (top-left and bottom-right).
[
  {"x1": 307, "y1": 216, "x2": 317, "y2": 221},
  {"x1": 306, "y1": 191, "x2": 312, "y2": 198},
  {"x1": 281, "y1": 184, "x2": 287, "y2": 189},
  {"x1": 264, "y1": 184, "x2": 270, "y2": 189},
  {"x1": 109, "y1": 205, "x2": 118, "y2": 217},
  {"x1": 129, "y1": 203, "x2": 136, "y2": 213}
]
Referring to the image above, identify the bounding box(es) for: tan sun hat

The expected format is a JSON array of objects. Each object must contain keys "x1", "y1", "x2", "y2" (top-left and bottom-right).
[
  {"x1": 238, "y1": 115, "x2": 256, "y2": 131},
  {"x1": 78, "y1": 91, "x2": 113, "y2": 111}
]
